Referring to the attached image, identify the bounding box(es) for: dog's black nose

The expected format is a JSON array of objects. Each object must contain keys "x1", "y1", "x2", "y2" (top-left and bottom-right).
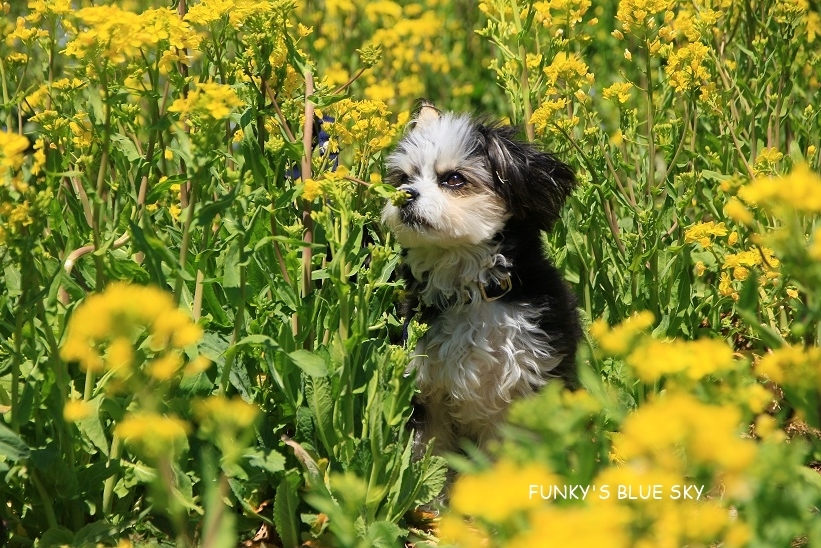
[{"x1": 401, "y1": 187, "x2": 419, "y2": 204}]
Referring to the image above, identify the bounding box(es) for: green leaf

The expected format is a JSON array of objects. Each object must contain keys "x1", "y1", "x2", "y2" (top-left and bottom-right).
[
  {"x1": 75, "y1": 395, "x2": 110, "y2": 456},
  {"x1": 74, "y1": 521, "x2": 118, "y2": 544},
  {"x1": 109, "y1": 133, "x2": 142, "y2": 163},
  {"x1": 0, "y1": 422, "x2": 30, "y2": 461},
  {"x1": 412, "y1": 455, "x2": 448, "y2": 508},
  {"x1": 37, "y1": 527, "x2": 74, "y2": 548},
  {"x1": 273, "y1": 471, "x2": 301, "y2": 548},
  {"x1": 305, "y1": 376, "x2": 336, "y2": 455},
  {"x1": 366, "y1": 520, "x2": 406, "y2": 548},
  {"x1": 246, "y1": 448, "x2": 286, "y2": 475},
  {"x1": 288, "y1": 349, "x2": 329, "y2": 377}
]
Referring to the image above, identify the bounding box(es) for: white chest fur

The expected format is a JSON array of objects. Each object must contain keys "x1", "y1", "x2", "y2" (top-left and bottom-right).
[{"x1": 405, "y1": 243, "x2": 563, "y2": 449}]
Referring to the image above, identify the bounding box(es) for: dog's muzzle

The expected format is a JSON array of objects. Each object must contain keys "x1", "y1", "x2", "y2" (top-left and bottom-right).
[{"x1": 398, "y1": 187, "x2": 427, "y2": 227}]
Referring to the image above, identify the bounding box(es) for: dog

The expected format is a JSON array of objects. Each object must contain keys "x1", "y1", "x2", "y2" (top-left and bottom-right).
[{"x1": 382, "y1": 102, "x2": 582, "y2": 456}]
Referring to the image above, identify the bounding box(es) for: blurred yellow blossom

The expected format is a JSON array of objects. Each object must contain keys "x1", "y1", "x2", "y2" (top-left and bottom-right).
[
  {"x1": 60, "y1": 283, "x2": 204, "y2": 380},
  {"x1": 590, "y1": 310, "x2": 655, "y2": 355},
  {"x1": 63, "y1": 399, "x2": 93, "y2": 422},
  {"x1": 739, "y1": 164, "x2": 821, "y2": 213},
  {"x1": 618, "y1": 392, "x2": 756, "y2": 472},
  {"x1": 724, "y1": 198, "x2": 753, "y2": 225},
  {"x1": 627, "y1": 337, "x2": 736, "y2": 382},
  {"x1": 756, "y1": 345, "x2": 821, "y2": 389},
  {"x1": 450, "y1": 459, "x2": 558, "y2": 522},
  {"x1": 116, "y1": 411, "x2": 191, "y2": 458}
]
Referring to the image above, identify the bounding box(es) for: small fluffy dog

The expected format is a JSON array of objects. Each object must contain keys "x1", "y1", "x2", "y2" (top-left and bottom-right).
[{"x1": 382, "y1": 102, "x2": 582, "y2": 455}]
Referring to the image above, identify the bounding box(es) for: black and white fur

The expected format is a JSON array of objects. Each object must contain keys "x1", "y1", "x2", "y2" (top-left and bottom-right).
[{"x1": 382, "y1": 103, "x2": 582, "y2": 455}]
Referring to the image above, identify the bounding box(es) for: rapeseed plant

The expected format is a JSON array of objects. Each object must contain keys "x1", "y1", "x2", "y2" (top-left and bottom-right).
[{"x1": 1, "y1": 0, "x2": 820, "y2": 546}]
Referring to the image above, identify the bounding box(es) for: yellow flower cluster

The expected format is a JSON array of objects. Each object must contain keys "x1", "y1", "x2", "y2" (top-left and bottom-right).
[
  {"x1": 0, "y1": 131, "x2": 29, "y2": 187},
  {"x1": 530, "y1": 98, "x2": 569, "y2": 133},
  {"x1": 738, "y1": 163, "x2": 821, "y2": 213},
  {"x1": 167, "y1": 82, "x2": 245, "y2": 124},
  {"x1": 590, "y1": 310, "x2": 655, "y2": 355},
  {"x1": 446, "y1": 397, "x2": 752, "y2": 547},
  {"x1": 449, "y1": 459, "x2": 559, "y2": 522},
  {"x1": 543, "y1": 52, "x2": 594, "y2": 94},
  {"x1": 756, "y1": 344, "x2": 821, "y2": 391},
  {"x1": 602, "y1": 82, "x2": 633, "y2": 104},
  {"x1": 664, "y1": 41, "x2": 710, "y2": 93},
  {"x1": 185, "y1": 0, "x2": 285, "y2": 28},
  {"x1": 723, "y1": 247, "x2": 780, "y2": 281},
  {"x1": 615, "y1": 0, "x2": 673, "y2": 33},
  {"x1": 115, "y1": 411, "x2": 191, "y2": 459},
  {"x1": 618, "y1": 392, "x2": 756, "y2": 473},
  {"x1": 329, "y1": 99, "x2": 395, "y2": 157},
  {"x1": 60, "y1": 283, "x2": 203, "y2": 379},
  {"x1": 533, "y1": 0, "x2": 592, "y2": 28},
  {"x1": 64, "y1": 6, "x2": 202, "y2": 66},
  {"x1": 683, "y1": 220, "x2": 728, "y2": 248},
  {"x1": 626, "y1": 337, "x2": 736, "y2": 382}
]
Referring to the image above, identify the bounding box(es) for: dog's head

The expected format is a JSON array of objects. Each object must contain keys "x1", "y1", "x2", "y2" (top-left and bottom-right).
[{"x1": 381, "y1": 102, "x2": 576, "y2": 248}]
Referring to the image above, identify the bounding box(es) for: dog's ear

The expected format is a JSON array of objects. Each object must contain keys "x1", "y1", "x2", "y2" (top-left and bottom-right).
[
  {"x1": 479, "y1": 124, "x2": 576, "y2": 232},
  {"x1": 411, "y1": 99, "x2": 441, "y2": 129}
]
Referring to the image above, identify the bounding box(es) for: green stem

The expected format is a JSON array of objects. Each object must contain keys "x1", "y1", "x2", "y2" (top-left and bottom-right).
[
  {"x1": 173, "y1": 179, "x2": 199, "y2": 303},
  {"x1": 31, "y1": 470, "x2": 59, "y2": 530},
  {"x1": 644, "y1": 36, "x2": 656, "y2": 197},
  {"x1": 0, "y1": 57, "x2": 13, "y2": 132},
  {"x1": 510, "y1": 0, "x2": 534, "y2": 140},
  {"x1": 10, "y1": 291, "x2": 25, "y2": 432},
  {"x1": 92, "y1": 73, "x2": 112, "y2": 292},
  {"x1": 102, "y1": 434, "x2": 121, "y2": 515},
  {"x1": 219, "y1": 262, "x2": 245, "y2": 396}
]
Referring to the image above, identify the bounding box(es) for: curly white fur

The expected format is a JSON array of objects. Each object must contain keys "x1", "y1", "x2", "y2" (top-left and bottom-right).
[{"x1": 407, "y1": 244, "x2": 563, "y2": 452}]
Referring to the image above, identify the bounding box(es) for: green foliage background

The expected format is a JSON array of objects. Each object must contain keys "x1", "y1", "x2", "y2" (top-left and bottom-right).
[{"x1": 0, "y1": 0, "x2": 820, "y2": 546}]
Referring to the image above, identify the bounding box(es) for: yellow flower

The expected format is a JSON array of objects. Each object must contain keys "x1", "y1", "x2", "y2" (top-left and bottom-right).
[
  {"x1": 724, "y1": 198, "x2": 753, "y2": 225},
  {"x1": 627, "y1": 338, "x2": 736, "y2": 382},
  {"x1": 167, "y1": 82, "x2": 245, "y2": 124},
  {"x1": 619, "y1": 392, "x2": 756, "y2": 472},
  {"x1": 756, "y1": 345, "x2": 821, "y2": 390},
  {"x1": 60, "y1": 283, "x2": 202, "y2": 381},
  {"x1": 665, "y1": 41, "x2": 710, "y2": 93},
  {"x1": 116, "y1": 411, "x2": 190, "y2": 458},
  {"x1": 809, "y1": 227, "x2": 821, "y2": 261},
  {"x1": 195, "y1": 395, "x2": 259, "y2": 431},
  {"x1": 739, "y1": 164, "x2": 821, "y2": 213},
  {"x1": 718, "y1": 271, "x2": 737, "y2": 299},
  {"x1": 63, "y1": 399, "x2": 94, "y2": 422},
  {"x1": 695, "y1": 261, "x2": 706, "y2": 276},
  {"x1": 437, "y1": 514, "x2": 488, "y2": 548},
  {"x1": 684, "y1": 221, "x2": 728, "y2": 248},
  {"x1": 508, "y1": 502, "x2": 632, "y2": 548},
  {"x1": 302, "y1": 178, "x2": 322, "y2": 201},
  {"x1": 147, "y1": 352, "x2": 183, "y2": 381},
  {"x1": 450, "y1": 459, "x2": 558, "y2": 522},
  {"x1": 615, "y1": 0, "x2": 673, "y2": 32},
  {"x1": 530, "y1": 98, "x2": 569, "y2": 134},
  {"x1": 330, "y1": 99, "x2": 394, "y2": 156},
  {"x1": 602, "y1": 82, "x2": 633, "y2": 104},
  {"x1": 0, "y1": 131, "x2": 30, "y2": 180},
  {"x1": 590, "y1": 311, "x2": 655, "y2": 356}
]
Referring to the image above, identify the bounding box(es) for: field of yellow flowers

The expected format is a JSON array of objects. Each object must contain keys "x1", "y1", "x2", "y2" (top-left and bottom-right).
[{"x1": 1, "y1": 0, "x2": 820, "y2": 546}]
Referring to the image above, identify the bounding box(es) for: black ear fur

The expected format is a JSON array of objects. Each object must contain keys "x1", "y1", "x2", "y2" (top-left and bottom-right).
[{"x1": 478, "y1": 124, "x2": 576, "y2": 232}]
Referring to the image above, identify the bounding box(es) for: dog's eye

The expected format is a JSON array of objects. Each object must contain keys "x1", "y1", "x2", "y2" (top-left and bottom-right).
[{"x1": 441, "y1": 172, "x2": 466, "y2": 188}]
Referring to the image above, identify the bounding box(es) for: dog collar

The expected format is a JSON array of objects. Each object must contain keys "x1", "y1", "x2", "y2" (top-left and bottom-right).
[{"x1": 478, "y1": 273, "x2": 513, "y2": 302}]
